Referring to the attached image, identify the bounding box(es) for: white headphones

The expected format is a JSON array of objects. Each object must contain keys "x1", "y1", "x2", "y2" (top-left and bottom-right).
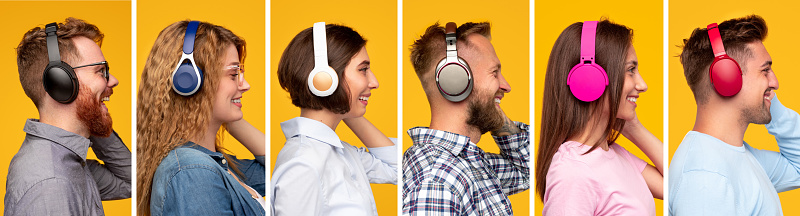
[{"x1": 308, "y1": 22, "x2": 339, "y2": 97}]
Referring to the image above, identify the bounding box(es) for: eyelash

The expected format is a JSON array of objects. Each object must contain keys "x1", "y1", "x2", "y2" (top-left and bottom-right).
[{"x1": 359, "y1": 66, "x2": 370, "y2": 72}]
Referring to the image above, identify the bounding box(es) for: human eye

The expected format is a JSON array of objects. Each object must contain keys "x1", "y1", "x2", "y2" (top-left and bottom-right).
[{"x1": 358, "y1": 66, "x2": 370, "y2": 73}]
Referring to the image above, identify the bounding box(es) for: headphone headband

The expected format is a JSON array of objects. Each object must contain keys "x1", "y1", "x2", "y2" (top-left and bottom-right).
[
  {"x1": 45, "y1": 23, "x2": 60, "y2": 63},
  {"x1": 313, "y1": 22, "x2": 329, "y2": 68},
  {"x1": 445, "y1": 22, "x2": 458, "y2": 61},
  {"x1": 707, "y1": 23, "x2": 726, "y2": 57},
  {"x1": 580, "y1": 21, "x2": 598, "y2": 63},
  {"x1": 183, "y1": 21, "x2": 199, "y2": 54}
]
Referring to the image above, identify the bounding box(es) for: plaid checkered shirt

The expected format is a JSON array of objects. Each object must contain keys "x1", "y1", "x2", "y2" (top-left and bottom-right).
[{"x1": 402, "y1": 121, "x2": 529, "y2": 216}]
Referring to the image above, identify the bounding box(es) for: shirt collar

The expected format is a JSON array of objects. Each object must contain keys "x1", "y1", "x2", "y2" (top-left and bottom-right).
[
  {"x1": 180, "y1": 142, "x2": 230, "y2": 169},
  {"x1": 281, "y1": 117, "x2": 343, "y2": 148},
  {"x1": 23, "y1": 119, "x2": 91, "y2": 161},
  {"x1": 407, "y1": 126, "x2": 472, "y2": 155}
]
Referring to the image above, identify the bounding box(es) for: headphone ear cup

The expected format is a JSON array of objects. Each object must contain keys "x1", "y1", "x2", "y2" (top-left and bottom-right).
[
  {"x1": 43, "y1": 62, "x2": 79, "y2": 103},
  {"x1": 172, "y1": 61, "x2": 203, "y2": 95},
  {"x1": 435, "y1": 58, "x2": 473, "y2": 102},
  {"x1": 308, "y1": 66, "x2": 339, "y2": 97},
  {"x1": 567, "y1": 64, "x2": 608, "y2": 102},
  {"x1": 709, "y1": 58, "x2": 743, "y2": 97}
]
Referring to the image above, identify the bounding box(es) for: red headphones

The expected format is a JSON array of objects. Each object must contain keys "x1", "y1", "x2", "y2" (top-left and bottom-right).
[{"x1": 706, "y1": 23, "x2": 743, "y2": 97}]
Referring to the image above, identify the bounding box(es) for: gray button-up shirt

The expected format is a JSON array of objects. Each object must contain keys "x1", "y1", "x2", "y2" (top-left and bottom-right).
[{"x1": 4, "y1": 119, "x2": 131, "y2": 216}]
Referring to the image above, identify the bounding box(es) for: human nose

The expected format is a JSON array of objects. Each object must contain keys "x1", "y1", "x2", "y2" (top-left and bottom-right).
[
  {"x1": 498, "y1": 73, "x2": 510, "y2": 93},
  {"x1": 107, "y1": 73, "x2": 119, "y2": 88},
  {"x1": 636, "y1": 73, "x2": 648, "y2": 93},
  {"x1": 239, "y1": 77, "x2": 251, "y2": 93},
  {"x1": 368, "y1": 70, "x2": 379, "y2": 89},
  {"x1": 769, "y1": 71, "x2": 779, "y2": 90}
]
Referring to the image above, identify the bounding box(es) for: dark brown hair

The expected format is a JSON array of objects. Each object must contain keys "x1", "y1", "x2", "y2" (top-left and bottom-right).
[
  {"x1": 16, "y1": 17, "x2": 104, "y2": 109},
  {"x1": 680, "y1": 15, "x2": 767, "y2": 104},
  {"x1": 137, "y1": 20, "x2": 246, "y2": 216},
  {"x1": 277, "y1": 24, "x2": 366, "y2": 114},
  {"x1": 409, "y1": 22, "x2": 491, "y2": 95},
  {"x1": 536, "y1": 19, "x2": 632, "y2": 201}
]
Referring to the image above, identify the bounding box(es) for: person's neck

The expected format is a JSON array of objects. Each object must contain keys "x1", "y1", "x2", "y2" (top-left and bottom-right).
[
  {"x1": 39, "y1": 107, "x2": 89, "y2": 138},
  {"x1": 300, "y1": 108, "x2": 343, "y2": 131},
  {"x1": 693, "y1": 103, "x2": 747, "y2": 147},
  {"x1": 429, "y1": 103, "x2": 482, "y2": 143},
  {"x1": 568, "y1": 114, "x2": 610, "y2": 151},
  {"x1": 193, "y1": 121, "x2": 221, "y2": 152}
]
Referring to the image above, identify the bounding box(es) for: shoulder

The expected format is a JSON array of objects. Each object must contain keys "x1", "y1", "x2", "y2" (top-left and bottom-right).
[
  {"x1": 156, "y1": 147, "x2": 221, "y2": 174},
  {"x1": 274, "y1": 136, "x2": 335, "y2": 172},
  {"x1": 671, "y1": 133, "x2": 739, "y2": 178},
  {"x1": 6, "y1": 138, "x2": 63, "y2": 201},
  {"x1": 403, "y1": 143, "x2": 470, "y2": 192}
]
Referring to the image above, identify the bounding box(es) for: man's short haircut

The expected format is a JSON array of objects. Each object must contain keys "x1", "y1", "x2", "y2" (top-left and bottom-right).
[
  {"x1": 277, "y1": 24, "x2": 366, "y2": 114},
  {"x1": 680, "y1": 15, "x2": 767, "y2": 104},
  {"x1": 17, "y1": 17, "x2": 104, "y2": 109},
  {"x1": 409, "y1": 22, "x2": 491, "y2": 94}
]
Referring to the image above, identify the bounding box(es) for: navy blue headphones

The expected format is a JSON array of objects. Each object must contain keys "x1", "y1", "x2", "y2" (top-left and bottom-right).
[
  {"x1": 171, "y1": 21, "x2": 203, "y2": 96},
  {"x1": 43, "y1": 22, "x2": 80, "y2": 103}
]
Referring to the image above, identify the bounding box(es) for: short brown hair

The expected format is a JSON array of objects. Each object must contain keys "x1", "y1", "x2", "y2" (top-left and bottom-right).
[
  {"x1": 409, "y1": 22, "x2": 491, "y2": 94},
  {"x1": 16, "y1": 17, "x2": 103, "y2": 108},
  {"x1": 277, "y1": 24, "x2": 366, "y2": 114},
  {"x1": 680, "y1": 15, "x2": 767, "y2": 104}
]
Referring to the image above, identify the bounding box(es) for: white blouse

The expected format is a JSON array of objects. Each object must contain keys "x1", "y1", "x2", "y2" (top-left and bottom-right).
[{"x1": 271, "y1": 117, "x2": 398, "y2": 216}]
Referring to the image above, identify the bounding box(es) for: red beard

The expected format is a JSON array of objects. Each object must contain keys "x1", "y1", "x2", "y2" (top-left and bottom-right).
[{"x1": 76, "y1": 85, "x2": 113, "y2": 137}]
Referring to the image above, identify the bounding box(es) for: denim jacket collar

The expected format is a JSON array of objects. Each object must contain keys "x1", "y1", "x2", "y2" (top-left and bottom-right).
[
  {"x1": 180, "y1": 142, "x2": 231, "y2": 170},
  {"x1": 23, "y1": 118, "x2": 91, "y2": 161}
]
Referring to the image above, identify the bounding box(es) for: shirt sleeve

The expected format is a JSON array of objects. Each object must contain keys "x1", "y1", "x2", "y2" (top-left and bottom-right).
[
  {"x1": 158, "y1": 168, "x2": 235, "y2": 216},
  {"x1": 87, "y1": 130, "x2": 132, "y2": 200},
  {"x1": 669, "y1": 171, "x2": 737, "y2": 216},
  {"x1": 7, "y1": 178, "x2": 87, "y2": 216},
  {"x1": 357, "y1": 138, "x2": 398, "y2": 184},
  {"x1": 614, "y1": 145, "x2": 648, "y2": 173},
  {"x1": 542, "y1": 159, "x2": 597, "y2": 216},
  {"x1": 485, "y1": 121, "x2": 530, "y2": 195},
  {"x1": 271, "y1": 159, "x2": 323, "y2": 216},
  {"x1": 749, "y1": 96, "x2": 800, "y2": 192}
]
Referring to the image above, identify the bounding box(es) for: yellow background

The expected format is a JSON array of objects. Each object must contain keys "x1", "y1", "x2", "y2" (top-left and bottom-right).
[
  {"x1": 669, "y1": 0, "x2": 800, "y2": 214},
  {"x1": 0, "y1": 1, "x2": 132, "y2": 214},
  {"x1": 403, "y1": 0, "x2": 530, "y2": 214},
  {"x1": 534, "y1": 0, "x2": 664, "y2": 215},
  {"x1": 270, "y1": 0, "x2": 398, "y2": 215},
  {"x1": 137, "y1": 0, "x2": 266, "y2": 209}
]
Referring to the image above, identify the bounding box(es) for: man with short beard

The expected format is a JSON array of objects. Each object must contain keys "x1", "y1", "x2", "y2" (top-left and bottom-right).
[
  {"x1": 5, "y1": 18, "x2": 130, "y2": 216},
  {"x1": 669, "y1": 15, "x2": 800, "y2": 215},
  {"x1": 402, "y1": 22, "x2": 529, "y2": 216}
]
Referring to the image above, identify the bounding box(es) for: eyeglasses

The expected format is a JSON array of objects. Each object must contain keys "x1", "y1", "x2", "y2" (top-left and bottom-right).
[
  {"x1": 227, "y1": 64, "x2": 245, "y2": 87},
  {"x1": 73, "y1": 61, "x2": 109, "y2": 81}
]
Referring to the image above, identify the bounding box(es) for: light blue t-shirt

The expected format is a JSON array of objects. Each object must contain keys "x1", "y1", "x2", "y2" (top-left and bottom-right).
[{"x1": 669, "y1": 96, "x2": 800, "y2": 215}]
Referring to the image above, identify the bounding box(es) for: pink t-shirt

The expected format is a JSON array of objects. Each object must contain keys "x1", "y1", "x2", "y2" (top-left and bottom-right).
[{"x1": 542, "y1": 141, "x2": 655, "y2": 216}]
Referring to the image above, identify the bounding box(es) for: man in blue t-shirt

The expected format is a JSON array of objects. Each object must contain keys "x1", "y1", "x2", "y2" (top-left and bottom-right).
[{"x1": 670, "y1": 15, "x2": 800, "y2": 215}]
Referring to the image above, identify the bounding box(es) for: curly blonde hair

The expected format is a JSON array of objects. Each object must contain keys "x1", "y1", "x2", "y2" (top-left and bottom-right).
[{"x1": 136, "y1": 20, "x2": 246, "y2": 215}]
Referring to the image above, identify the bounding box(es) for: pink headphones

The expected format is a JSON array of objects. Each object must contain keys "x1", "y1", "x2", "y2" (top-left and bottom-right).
[
  {"x1": 706, "y1": 23, "x2": 743, "y2": 97},
  {"x1": 568, "y1": 21, "x2": 608, "y2": 102}
]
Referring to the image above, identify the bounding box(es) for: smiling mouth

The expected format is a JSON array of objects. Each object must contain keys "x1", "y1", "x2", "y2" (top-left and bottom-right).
[
  {"x1": 358, "y1": 96, "x2": 369, "y2": 102},
  {"x1": 764, "y1": 90, "x2": 773, "y2": 101},
  {"x1": 231, "y1": 98, "x2": 241, "y2": 103},
  {"x1": 102, "y1": 97, "x2": 110, "y2": 102},
  {"x1": 627, "y1": 97, "x2": 637, "y2": 103}
]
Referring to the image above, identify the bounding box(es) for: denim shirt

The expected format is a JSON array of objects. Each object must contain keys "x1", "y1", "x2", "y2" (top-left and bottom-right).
[{"x1": 150, "y1": 142, "x2": 266, "y2": 216}]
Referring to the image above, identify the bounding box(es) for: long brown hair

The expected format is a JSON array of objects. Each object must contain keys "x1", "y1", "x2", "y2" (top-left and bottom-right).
[
  {"x1": 136, "y1": 20, "x2": 246, "y2": 215},
  {"x1": 536, "y1": 19, "x2": 632, "y2": 201}
]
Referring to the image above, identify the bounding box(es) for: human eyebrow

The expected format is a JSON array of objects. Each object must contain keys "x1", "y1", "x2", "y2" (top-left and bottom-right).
[
  {"x1": 627, "y1": 60, "x2": 639, "y2": 67},
  {"x1": 760, "y1": 61, "x2": 772, "y2": 68},
  {"x1": 358, "y1": 60, "x2": 370, "y2": 67}
]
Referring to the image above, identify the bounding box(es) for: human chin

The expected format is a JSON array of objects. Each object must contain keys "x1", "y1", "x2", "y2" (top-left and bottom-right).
[
  {"x1": 466, "y1": 90, "x2": 503, "y2": 134},
  {"x1": 76, "y1": 85, "x2": 113, "y2": 137}
]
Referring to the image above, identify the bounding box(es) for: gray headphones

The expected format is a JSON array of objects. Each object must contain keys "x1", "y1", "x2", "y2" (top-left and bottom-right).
[{"x1": 435, "y1": 22, "x2": 473, "y2": 102}]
